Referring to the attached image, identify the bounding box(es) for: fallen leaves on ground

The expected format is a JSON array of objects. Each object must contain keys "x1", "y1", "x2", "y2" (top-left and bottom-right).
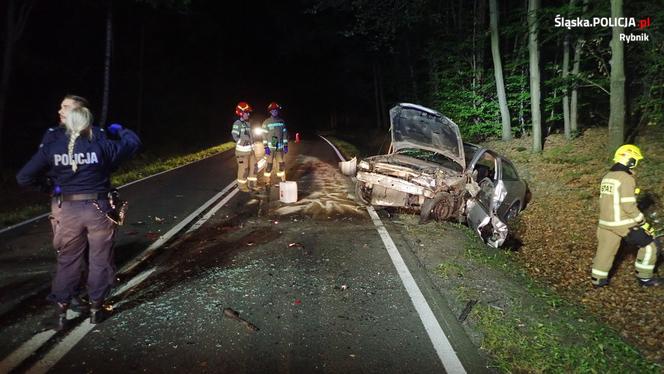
[{"x1": 484, "y1": 127, "x2": 664, "y2": 364}]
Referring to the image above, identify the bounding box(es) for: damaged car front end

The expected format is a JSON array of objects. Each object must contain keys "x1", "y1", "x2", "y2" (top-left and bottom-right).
[{"x1": 355, "y1": 103, "x2": 528, "y2": 248}]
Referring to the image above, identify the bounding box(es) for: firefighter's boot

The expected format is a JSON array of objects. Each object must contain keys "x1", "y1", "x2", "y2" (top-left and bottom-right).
[{"x1": 638, "y1": 277, "x2": 664, "y2": 287}]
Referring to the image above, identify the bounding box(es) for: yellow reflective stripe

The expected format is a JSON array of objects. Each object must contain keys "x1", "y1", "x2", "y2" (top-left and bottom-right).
[
  {"x1": 620, "y1": 197, "x2": 637, "y2": 203},
  {"x1": 237, "y1": 179, "x2": 247, "y2": 184},
  {"x1": 276, "y1": 171, "x2": 285, "y2": 177},
  {"x1": 247, "y1": 177, "x2": 258, "y2": 181},
  {"x1": 592, "y1": 268, "x2": 609, "y2": 277},
  {"x1": 635, "y1": 262, "x2": 655, "y2": 271},
  {"x1": 598, "y1": 214, "x2": 644, "y2": 226},
  {"x1": 263, "y1": 172, "x2": 271, "y2": 177}
]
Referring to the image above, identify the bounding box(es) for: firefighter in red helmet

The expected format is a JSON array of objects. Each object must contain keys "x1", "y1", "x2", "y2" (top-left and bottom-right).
[
  {"x1": 231, "y1": 102, "x2": 258, "y2": 192},
  {"x1": 262, "y1": 102, "x2": 288, "y2": 183}
]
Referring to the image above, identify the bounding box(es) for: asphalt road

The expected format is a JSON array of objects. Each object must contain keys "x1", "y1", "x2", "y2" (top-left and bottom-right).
[{"x1": 0, "y1": 137, "x2": 489, "y2": 373}]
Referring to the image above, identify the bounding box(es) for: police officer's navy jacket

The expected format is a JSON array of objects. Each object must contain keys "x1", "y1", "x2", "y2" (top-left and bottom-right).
[{"x1": 17, "y1": 126, "x2": 141, "y2": 195}]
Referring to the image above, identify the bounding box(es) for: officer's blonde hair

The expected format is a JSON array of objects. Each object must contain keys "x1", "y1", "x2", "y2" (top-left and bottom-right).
[{"x1": 64, "y1": 107, "x2": 93, "y2": 172}]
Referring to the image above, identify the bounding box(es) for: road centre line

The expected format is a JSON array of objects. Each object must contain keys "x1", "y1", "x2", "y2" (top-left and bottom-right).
[
  {"x1": 3, "y1": 180, "x2": 239, "y2": 373},
  {"x1": 0, "y1": 146, "x2": 232, "y2": 235},
  {"x1": 320, "y1": 135, "x2": 466, "y2": 373},
  {"x1": 186, "y1": 187, "x2": 240, "y2": 234}
]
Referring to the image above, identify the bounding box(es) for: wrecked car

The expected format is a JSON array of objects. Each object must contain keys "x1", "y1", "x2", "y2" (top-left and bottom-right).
[{"x1": 355, "y1": 103, "x2": 530, "y2": 248}]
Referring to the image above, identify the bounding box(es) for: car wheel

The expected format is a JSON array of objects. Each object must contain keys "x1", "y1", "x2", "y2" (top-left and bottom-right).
[
  {"x1": 504, "y1": 201, "x2": 521, "y2": 222},
  {"x1": 355, "y1": 182, "x2": 371, "y2": 206}
]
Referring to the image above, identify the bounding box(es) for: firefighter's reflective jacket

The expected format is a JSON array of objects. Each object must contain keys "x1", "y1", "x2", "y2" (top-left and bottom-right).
[
  {"x1": 261, "y1": 116, "x2": 288, "y2": 150},
  {"x1": 598, "y1": 164, "x2": 644, "y2": 234},
  {"x1": 231, "y1": 119, "x2": 253, "y2": 152}
]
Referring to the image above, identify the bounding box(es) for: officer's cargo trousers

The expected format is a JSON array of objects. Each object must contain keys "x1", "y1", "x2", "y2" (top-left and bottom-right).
[
  {"x1": 264, "y1": 149, "x2": 285, "y2": 182},
  {"x1": 592, "y1": 226, "x2": 658, "y2": 284},
  {"x1": 49, "y1": 199, "x2": 116, "y2": 304},
  {"x1": 235, "y1": 149, "x2": 257, "y2": 191}
]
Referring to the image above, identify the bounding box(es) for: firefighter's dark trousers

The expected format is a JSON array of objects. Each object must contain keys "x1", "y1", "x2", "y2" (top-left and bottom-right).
[
  {"x1": 592, "y1": 226, "x2": 658, "y2": 284},
  {"x1": 48, "y1": 199, "x2": 116, "y2": 304}
]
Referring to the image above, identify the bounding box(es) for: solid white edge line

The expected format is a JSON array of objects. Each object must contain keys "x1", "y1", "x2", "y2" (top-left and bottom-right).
[
  {"x1": 18, "y1": 181, "x2": 239, "y2": 373},
  {"x1": 0, "y1": 146, "x2": 234, "y2": 235},
  {"x1": 367, "y1": 206, "x2": 466, "y2": 374},
  {"x1": 0, "y1": 330, "x2": 57, "y2": 373},
  {"x1": 318, "y1": 135, "x2": 346, "y2": 162},
  {"x1": 320, "y1": 135, "x2": 465, "y2": 373}
]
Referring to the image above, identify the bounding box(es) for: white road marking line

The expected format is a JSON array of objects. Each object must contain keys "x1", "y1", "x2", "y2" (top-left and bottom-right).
[
  {"x1": 319, "y1": 135, "x2": 346, "y2": 162},
  {"x1": 186, "y1": 188, "x2": 239, "y2": 233},
  {"x1": 0, "y1": 330, "x2": 56, "y2": 373},
  {"x1": 367, "y1": 206, "x2": 466, "y2": 374},
  {"x1": 320, "y1": 136, "x2": 466, "y2": 373},
  {"x1": 7, "y1": 181, "x2": 239, "y2": 373},
  {"x1": 118, "y1": 181, "x2": 237, "y2": 274},
  {"x1": 0, "y1": 147, "x2": 233, "y2": 235}
]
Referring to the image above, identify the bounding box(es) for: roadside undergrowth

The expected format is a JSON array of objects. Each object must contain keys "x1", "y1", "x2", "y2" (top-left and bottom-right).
[{"x1": 483, "y1": 126, "x2": 664, "y2": 366}]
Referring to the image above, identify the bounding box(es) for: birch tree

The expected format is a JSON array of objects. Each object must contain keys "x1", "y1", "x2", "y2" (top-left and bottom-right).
[
  {"x1": 489, "y1": 0, "x2": 511, "y2": 140},
  {"x1": 608, "y1": 0, "x2": 625, "y2": 151},
  {"x1": 528, "y1": 0, "x2": 542, "y2": 152}
]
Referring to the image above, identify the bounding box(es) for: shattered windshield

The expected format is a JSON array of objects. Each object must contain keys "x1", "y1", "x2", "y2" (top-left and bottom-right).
[{"x1": 396, "y1": 148, "x2": 463, "y2": 173}]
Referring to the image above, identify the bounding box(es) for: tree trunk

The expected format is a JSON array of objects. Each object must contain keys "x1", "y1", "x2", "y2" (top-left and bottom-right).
[
  {"x1": 608, "y1": 0, "x2": 625, "y2": 151},
  {"x1": 100, "y1": 0, "x2": 113, "y2": 127},
  {"x1": 489, "y1": 0, "x2": 511, "y2": 140},
  {"x1": 0, "y1": 0, "x2": 34, "y2": 167},
  {"x1": 561, "y1": 0, "x2": 574, "y2": 139},
  {"x1": 570, "y1": 0, "x2": 589, "y2": 136},
  {"x1": 528, "y1": 0, "x2": 542, "y2": 152}
]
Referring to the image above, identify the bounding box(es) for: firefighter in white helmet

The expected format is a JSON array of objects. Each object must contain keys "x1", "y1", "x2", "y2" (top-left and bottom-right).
[{"x1": 591, "y1": 144, "x2": 662, "y2": 287}]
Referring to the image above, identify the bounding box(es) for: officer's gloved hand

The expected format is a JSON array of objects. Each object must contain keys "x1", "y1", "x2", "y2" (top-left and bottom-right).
[
  {"x1": 283, "y1": 145, "x2": 288, "y2": 154},
  {"x1": 54, "y1": 185, "x2": 62, "y2": 195},
  {"x1": 108, "y1": 123, "x2": 123, "y2": 136},
  {"x1": 641, "y1": 222, "x2": 656, "y2": 236},
  {"x1": 264, "y1": 146, "x2": 271, "y2": 156}
]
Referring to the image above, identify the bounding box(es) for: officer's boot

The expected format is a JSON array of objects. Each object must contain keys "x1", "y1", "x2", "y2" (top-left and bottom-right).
[
  {"x1": 70, "y1": 295, "x2": 90, "y2": 313},
  {"x1": 54, "y1": 302, "x2": 68, "y2": 331},
  {"x1": 90, "y1": 300, "x2": 111, "y2": 324}
]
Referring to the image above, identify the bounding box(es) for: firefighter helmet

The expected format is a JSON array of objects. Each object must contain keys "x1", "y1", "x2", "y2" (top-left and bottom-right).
[
  {"x1": 613, "y1": 144, "x2": 643, "y2": 168},
  {"x1": 267, "y1": 102, "x2": 282, "y2": 111},
  {"x1": 235, "y1": 102, "x2": 253, "y2": 116}
]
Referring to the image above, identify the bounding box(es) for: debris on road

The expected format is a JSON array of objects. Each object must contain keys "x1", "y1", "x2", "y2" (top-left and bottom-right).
[
  {"x1": 288, "y1": 242, "x2": 304, "y2": 248},
  {"x1": 294, "y1": 299, "x2": 302, "y2": 305},
  {"x1": 222, "y1": 308, "x2": 259, "y2": 332}
]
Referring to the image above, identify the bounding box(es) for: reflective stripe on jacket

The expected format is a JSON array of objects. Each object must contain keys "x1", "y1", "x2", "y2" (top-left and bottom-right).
[
  {"x1": 232, "y1": 119, "x2": 253, "y2": 152},
  {"x1": 598, "y1": 170, "x2": 644, "y2": 230},
  {"x1": 261, "y1": 116, "x2": 288, "y2": 150}
]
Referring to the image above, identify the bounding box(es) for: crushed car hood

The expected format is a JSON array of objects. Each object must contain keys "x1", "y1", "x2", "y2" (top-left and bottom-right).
[{"x1": 389, "y1": 103, "x2": 466, "y2": 170}]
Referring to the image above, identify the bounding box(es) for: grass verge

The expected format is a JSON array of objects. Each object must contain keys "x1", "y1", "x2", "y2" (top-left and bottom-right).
[{"x1": 322, "y1": 136, "x2": 361, "y2": 161}]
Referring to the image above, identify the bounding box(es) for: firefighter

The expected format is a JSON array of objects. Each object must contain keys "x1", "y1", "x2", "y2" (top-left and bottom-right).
[
  {"x1": 231, "y1": 102, "x2": 258, "y2": 192},
  {"x1": 591, "y1": 144, "x2": 662, "y2": 287},
  {"x1": 261, "y1": 102, "x2": 288, "y2": 183},
  {"x1": 16, "y1": 107, "x2": 141, "y2": 329}
]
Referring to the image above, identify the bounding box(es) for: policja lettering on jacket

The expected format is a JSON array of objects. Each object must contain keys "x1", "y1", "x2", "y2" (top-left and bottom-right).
[{"x1": 53, "y1": 152, "x2": 99, "y2": 166}]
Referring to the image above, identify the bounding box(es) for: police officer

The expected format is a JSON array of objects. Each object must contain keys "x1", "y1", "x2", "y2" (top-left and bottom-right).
[
  {"x1": 16, "y1": 107, "x2": 141, "y2": 329},
  {"x1": 262, "y1": 102, "x2": 288, "y2": 183},
  {"x1": 591, "y1": 144, "x2": 662, "y2": 287},
  {"x1": 231, "y1": 102, "x2": 258, "y2": 192}
]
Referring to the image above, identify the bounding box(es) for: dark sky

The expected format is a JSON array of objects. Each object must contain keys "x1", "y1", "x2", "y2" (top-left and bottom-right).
[{"x1": 4, "y1": 0, "x2": 375, "y2": 166}]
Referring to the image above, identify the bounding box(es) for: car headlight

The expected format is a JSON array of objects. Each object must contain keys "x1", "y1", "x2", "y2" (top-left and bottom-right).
[
  {"x1": 411, "y1": 175, "x2": 436, "y2": 188},
  {"x1": 358, "y1": 160, "x2": 371, "y2": 170},
  {"x1": 252, "y1": 127, "x2": 265, "y2": 136}
]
